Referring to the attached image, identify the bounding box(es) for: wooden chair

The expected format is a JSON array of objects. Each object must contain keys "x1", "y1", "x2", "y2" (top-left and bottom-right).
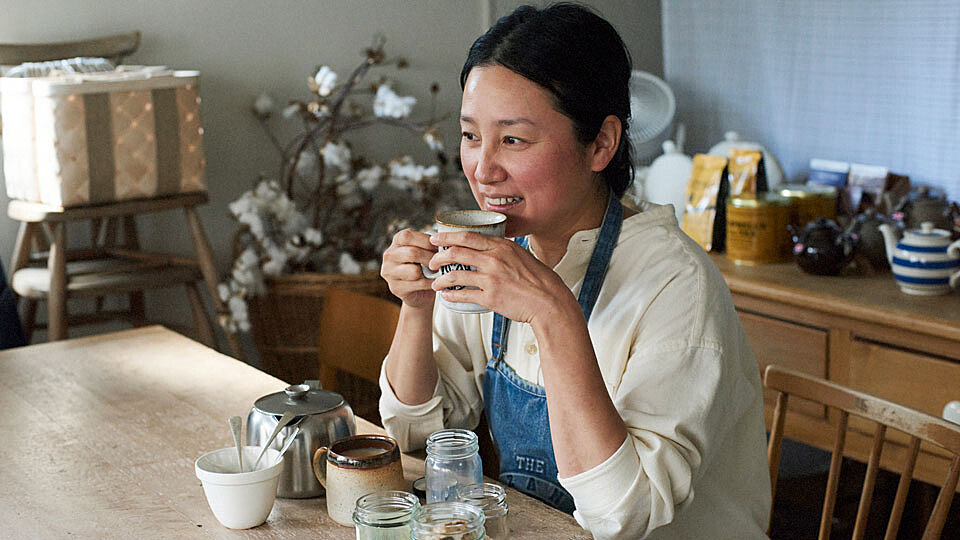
[
  {"x1": 317, "y1": 287, "x2": 401, "y2": 425},
  {"x1": 765, "y1": 364, "x2": 960, "y2": 540}
]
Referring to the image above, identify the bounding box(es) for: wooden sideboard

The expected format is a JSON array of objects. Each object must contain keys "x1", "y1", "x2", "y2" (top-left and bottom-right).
[{"x1": 710, "y1": 254, "x2": 960, "y2": 490}]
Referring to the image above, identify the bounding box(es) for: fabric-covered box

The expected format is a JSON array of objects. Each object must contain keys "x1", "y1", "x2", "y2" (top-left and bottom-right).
[{"x1": 0, "y1": 68, "x2": 206, "y2": 207}]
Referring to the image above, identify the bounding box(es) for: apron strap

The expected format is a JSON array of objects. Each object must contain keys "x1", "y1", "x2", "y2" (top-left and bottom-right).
[{"x1": 492, "y1": 191, "x2": 622, "y2": 361}]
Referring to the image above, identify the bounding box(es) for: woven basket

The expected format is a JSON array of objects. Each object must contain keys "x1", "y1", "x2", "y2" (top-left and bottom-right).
[{"x1": 248, "y1": 270, "x2": 392, "y2": 386}]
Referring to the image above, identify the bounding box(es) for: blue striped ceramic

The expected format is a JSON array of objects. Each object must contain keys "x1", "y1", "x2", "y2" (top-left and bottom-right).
[{"x1": 885, "y1": 222, "x2": 960, "y2": 295}]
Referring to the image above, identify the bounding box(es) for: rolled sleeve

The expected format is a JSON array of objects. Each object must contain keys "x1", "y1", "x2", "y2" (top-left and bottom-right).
[{"x1": 379, "y1": 366, "x2": 445, "y2": 452}]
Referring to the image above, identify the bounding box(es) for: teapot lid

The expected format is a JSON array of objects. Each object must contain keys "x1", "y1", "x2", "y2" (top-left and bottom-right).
[{"x1": 253, "y1": 382, "x2": 346, "y2": 417}]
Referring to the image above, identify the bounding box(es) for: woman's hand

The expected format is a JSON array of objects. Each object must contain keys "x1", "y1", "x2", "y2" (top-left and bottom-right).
[
  {"x1": 428, "y1": 231, "x2": 579, "y2": 326},
  {"x1": 380, "y1": 228, "x2": 438, "y2": 309}
]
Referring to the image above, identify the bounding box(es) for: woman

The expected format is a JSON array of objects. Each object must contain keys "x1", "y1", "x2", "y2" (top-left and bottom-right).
[{"x1": 378, "y1": 4, "x2": 771, "y2": 538}]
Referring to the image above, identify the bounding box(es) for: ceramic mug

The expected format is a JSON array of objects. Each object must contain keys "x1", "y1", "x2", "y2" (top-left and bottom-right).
[
  {"x1": 312, "y1": 434, "x2": 405, "y2": 527},
  {"x1": 421, "y1": 209, "x2": 507, "y2": 314}
]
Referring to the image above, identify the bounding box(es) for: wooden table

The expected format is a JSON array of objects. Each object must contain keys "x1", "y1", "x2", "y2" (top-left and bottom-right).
[{"x1": 0, "y1": 326, "x2": 587, "y2": 539}]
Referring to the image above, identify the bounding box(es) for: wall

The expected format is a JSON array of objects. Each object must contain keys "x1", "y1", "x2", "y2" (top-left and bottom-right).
[{"x1": 0, "y1": 0, "x2": 662, "y2": 357}]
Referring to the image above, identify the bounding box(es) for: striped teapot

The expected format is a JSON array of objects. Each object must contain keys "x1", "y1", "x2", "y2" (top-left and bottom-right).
[{"x1": 879, "y1": 221, "x2": 960, "y2": 295}]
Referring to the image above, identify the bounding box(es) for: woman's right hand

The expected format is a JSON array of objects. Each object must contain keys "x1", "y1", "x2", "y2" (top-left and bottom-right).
[{"x1": 380, "y1": 228, "x2": 438, "y2": 309}]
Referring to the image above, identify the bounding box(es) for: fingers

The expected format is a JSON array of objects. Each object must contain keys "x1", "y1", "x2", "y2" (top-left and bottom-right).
[{"x1": 430, "y1": 231, "x2": 507, "y2": 250}]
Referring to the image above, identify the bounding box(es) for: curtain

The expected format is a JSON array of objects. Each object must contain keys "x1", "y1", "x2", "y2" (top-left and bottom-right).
[{"x1": 662, "y1": 0, "x2": 960, "y2": 200}]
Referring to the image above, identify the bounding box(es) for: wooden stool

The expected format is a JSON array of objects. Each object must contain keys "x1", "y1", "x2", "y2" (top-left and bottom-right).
[{"x1": 7, "y1": 193, "x2": 243, "y2": 359}]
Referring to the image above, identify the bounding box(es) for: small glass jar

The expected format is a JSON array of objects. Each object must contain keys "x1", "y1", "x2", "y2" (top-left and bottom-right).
[
  {"x1": 353, "y1": 490, "x2": 420, "y2": 540},
  {"x1": 425, "y1": 429, "x2": 483, "y2": 503},
  {"x1": 457, "y1": 483, "x2": 508, "y2": 540},
  {"x1": 411, "y1": 501, "x2": 485, "y2": 540}
]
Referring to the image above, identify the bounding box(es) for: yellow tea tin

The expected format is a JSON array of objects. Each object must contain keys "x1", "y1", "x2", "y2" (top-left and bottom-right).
[
  {"x1": 778, "y1": 184, "x2": 837, "y2": 228},
  {"x1": 725, "y1": 193, "x2": 792, "y2": 265}
]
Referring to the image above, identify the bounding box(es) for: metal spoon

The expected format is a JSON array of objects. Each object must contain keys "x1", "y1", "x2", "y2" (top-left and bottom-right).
[
  {"x1": 252, "y1": 410, "x2": 295, "y2": 470},
  {"x1": 273, "y1": 425, "x2": 301, "y2": 466},
  {"x1": 228, "y1": 416, "x2": 244, "y2": 473}
]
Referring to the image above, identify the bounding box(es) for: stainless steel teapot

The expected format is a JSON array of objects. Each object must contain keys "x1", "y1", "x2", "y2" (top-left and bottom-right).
[{"x1": 246, "y1": 381, "x2": 355, "y2": 498}]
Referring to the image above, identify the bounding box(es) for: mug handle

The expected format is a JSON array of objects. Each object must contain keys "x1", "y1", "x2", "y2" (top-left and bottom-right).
[
  {"x1": 312, "y1": 447, "x2": 329, "y2": 488},
  {"x1": 421, "y1": 263, "x2": 440, "y2": 279}
]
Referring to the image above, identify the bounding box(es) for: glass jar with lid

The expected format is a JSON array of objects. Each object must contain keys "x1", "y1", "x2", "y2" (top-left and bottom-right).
[
  {"x1": 411, "y1": 501, "x2": 485, "y2": 540},
  {"x1": 457, "y1": 483, "x2": 508, "y2": 540},
  {"x1": 425, "y1": 429, "x2": 483, "y2": 503},
  {"x1": 353, "y1": 490, "x2": 420, "y2": 540}
]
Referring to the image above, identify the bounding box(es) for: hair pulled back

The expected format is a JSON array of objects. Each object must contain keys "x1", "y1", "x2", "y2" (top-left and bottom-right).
[{"x1": 460, "y1": 2, "x2": 634, "y2": 197}]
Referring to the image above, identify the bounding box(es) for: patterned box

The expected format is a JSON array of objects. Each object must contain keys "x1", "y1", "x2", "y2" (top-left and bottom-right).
[{"x1": 1, "y1": 69, "x2": 205, "y2": 207}]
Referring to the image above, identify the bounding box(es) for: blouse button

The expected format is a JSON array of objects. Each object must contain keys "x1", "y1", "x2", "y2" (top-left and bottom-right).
[{"x1": 525, "y1": 343, "x2": 538, "y2": 355}]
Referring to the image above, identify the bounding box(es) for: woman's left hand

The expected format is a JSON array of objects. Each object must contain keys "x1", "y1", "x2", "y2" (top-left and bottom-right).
[{"x1": 428, "y1": 231, "x2": 578, "y2": 326}]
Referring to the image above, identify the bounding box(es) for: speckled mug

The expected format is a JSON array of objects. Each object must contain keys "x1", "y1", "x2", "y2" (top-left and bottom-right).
[
  {"x1": 421, "y1": 210, "x2": 507, "y2": 314},
  {"x1": 312, "y1": 434, "x2": 405, "y2": 527}
]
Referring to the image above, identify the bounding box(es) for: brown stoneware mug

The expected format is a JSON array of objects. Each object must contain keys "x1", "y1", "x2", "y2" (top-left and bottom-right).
[{"x1": 312, "y1": 434, "x2": 405, "y2": 526}]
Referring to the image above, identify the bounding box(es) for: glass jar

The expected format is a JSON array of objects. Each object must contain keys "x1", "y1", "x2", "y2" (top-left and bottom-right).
[
  {"x1": 425, "y1": 429, "x2": 483, "y2": 503},
  {"x1": 353, "y1": 490, "x2": 420, "y2": 540},
  {"x1": 457, "y1": 483, "x2": 508, "y2": 540},
  {"x1": 411, "y1": 501, "x2": 485, "y2": 540}
]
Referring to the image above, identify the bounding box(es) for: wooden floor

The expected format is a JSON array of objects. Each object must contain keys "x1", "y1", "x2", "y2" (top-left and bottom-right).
[{"x1": 771, "y1": 448, "x2": 960, "y2": 539}]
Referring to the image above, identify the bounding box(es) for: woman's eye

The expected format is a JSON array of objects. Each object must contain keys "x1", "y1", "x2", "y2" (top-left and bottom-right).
[{"x1": 461, "y1": 131, "x2": 478, "y2": 141}]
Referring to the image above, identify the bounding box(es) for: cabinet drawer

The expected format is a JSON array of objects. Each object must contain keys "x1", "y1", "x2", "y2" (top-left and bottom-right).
[
  {"x1": 738, "y1": 310, "x2": 828, "y2": 419},
  {"x1": 846, "y1": 339, "x2": 960, "y2": 458}
]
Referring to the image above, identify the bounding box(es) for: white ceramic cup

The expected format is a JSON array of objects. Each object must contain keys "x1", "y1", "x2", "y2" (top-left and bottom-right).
[
  {"x1": 421, "y1": 209, "x2": 507, "y2": 314},
  {"x1": 195, "y1": 446, "x2": 283, "y2": 529},
  {"x1": 312, "y1": 434, "x2": 406, "y2": 527}
]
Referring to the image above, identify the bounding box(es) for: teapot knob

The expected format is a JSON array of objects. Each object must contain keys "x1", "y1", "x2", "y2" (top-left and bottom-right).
[
  {"x1": 284, "y1": 384, "x2": 310, "y2": 399},
  {"x1": 921, "y1": 222, "x2": 935, "y2": 234}
]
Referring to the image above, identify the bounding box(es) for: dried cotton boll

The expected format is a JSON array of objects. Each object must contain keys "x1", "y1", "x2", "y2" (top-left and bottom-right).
[
  {"x1": 303, "y1": 227, "x2": 323, "y2": 247},
  {"x1": 373, "y1": 84, "x2": 416, "y2": 119},
  {"x1": 295, "y1": 150, "x2": 318, "y2": 178},
  {"x1": 252, "y1": 93, "x2": 276, "y2": 117},
  {"x1": 357, "y1": 165, "x2": 384, "y2": 192},
  {"x1": 424, "y1": 131, "x2": 444, "y2": 152},
  {"x1": 217, "y1": 283, "x2": 231, "y2": 302},
  {"x1": 313, "y1": 66, "x2": 338, "y2": 97},
  {"x1": 338, "y1": 252, "x2": 362, "y2": 274},
  {"x1": 322, "y1": 141, "x2": 352, "y2": 172}
]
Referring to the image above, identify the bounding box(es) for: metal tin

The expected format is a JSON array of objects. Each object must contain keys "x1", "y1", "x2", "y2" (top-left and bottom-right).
[
  {"x1": 726, "y1": 193, "x2": 792, "y2": 265},
  {"x1": 246, "y1": 381, "x2": 355, "y2": 498},
  {"x1": 778, "y1": 183, "x2": 837, "y2": 228}
]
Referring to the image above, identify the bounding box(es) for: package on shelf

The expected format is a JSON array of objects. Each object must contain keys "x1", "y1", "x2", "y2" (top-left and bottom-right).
[{"x1": 0, "y1": 67, "x2": 206, "y2": 207}]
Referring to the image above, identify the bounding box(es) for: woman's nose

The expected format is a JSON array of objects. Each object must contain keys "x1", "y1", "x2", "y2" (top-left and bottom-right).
[{"x1": 473, "y1": 145, "x2": 506, "y2": 184}]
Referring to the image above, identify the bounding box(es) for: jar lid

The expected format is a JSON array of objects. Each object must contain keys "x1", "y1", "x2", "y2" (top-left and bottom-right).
[
  {"x1": 778, "y1": 183, "x2": 837, "y2": 199},
  {"x1": 729, "y1": 193, "x2": 791, "y2": 208},
  {"x1": 253, "y1": 382, "x2": 345, "y2": 417}
]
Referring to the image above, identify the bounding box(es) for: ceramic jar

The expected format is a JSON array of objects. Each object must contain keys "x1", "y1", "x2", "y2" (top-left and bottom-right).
[{"x1": 880, "y1": 221, "x2": 960, "y2": 295}]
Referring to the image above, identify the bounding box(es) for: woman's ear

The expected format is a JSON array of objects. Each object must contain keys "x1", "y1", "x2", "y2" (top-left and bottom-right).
[{"x1": 589, "y1": 115, "x2": 622, "y2": 173}]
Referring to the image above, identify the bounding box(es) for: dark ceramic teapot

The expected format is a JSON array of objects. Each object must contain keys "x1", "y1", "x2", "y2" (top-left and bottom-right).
[
  {"x1": 788, "y1": 218, "x2": 858, "y2": 275},
  {"x1": 889, "y1": 185, "x2": 952, "y2": 230},
  {"x1": 845, "y1": 208, "x2": 897, "y2": 271}
]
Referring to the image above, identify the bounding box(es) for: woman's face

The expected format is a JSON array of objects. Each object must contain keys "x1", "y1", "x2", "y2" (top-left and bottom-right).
[{"x1": 459, "y1": 65, "x2": 602, "y2": 239}]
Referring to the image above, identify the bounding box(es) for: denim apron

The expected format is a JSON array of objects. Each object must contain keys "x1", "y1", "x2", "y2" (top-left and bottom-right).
[{"x1": 482, "y1": 192, "x2": 623, "y2": 514}]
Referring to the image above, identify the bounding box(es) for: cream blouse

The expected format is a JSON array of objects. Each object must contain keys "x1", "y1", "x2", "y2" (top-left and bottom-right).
[{"x1": 379, "y1": 202, "x2": 772, "y2": 539}]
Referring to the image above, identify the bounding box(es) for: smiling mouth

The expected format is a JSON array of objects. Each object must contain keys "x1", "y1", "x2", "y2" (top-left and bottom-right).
[{"x1": 485, "y1": 196, "x2": 524, "y2": 207}]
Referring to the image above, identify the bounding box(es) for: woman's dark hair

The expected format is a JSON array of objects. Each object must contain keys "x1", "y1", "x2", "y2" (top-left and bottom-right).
[{"x1": 460, "y1": 2, "x2": 634, "y2": 197}]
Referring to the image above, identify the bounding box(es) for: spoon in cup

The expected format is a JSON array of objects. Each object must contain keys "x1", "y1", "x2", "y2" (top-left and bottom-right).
[
  {"x1": 252, "y1": 410, "x2": 295, "y2": 471},
  {"x1": 228, "y1": 416, "x2": 244, "y2": 473},
  {"x1": 273, "y1": 425, "x2": 301, "y2": 466}
]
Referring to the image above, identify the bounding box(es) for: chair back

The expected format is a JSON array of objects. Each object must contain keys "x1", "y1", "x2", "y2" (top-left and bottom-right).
[
  {"x1": 0, "y1": 31, "x2": 140, "y2": 65},
  {"x1": 317, "y1": 288, "x2": 401, "y2": 424},
  {"x1": 764, "y1": 364, "x2": 960, "y2": 540}
]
